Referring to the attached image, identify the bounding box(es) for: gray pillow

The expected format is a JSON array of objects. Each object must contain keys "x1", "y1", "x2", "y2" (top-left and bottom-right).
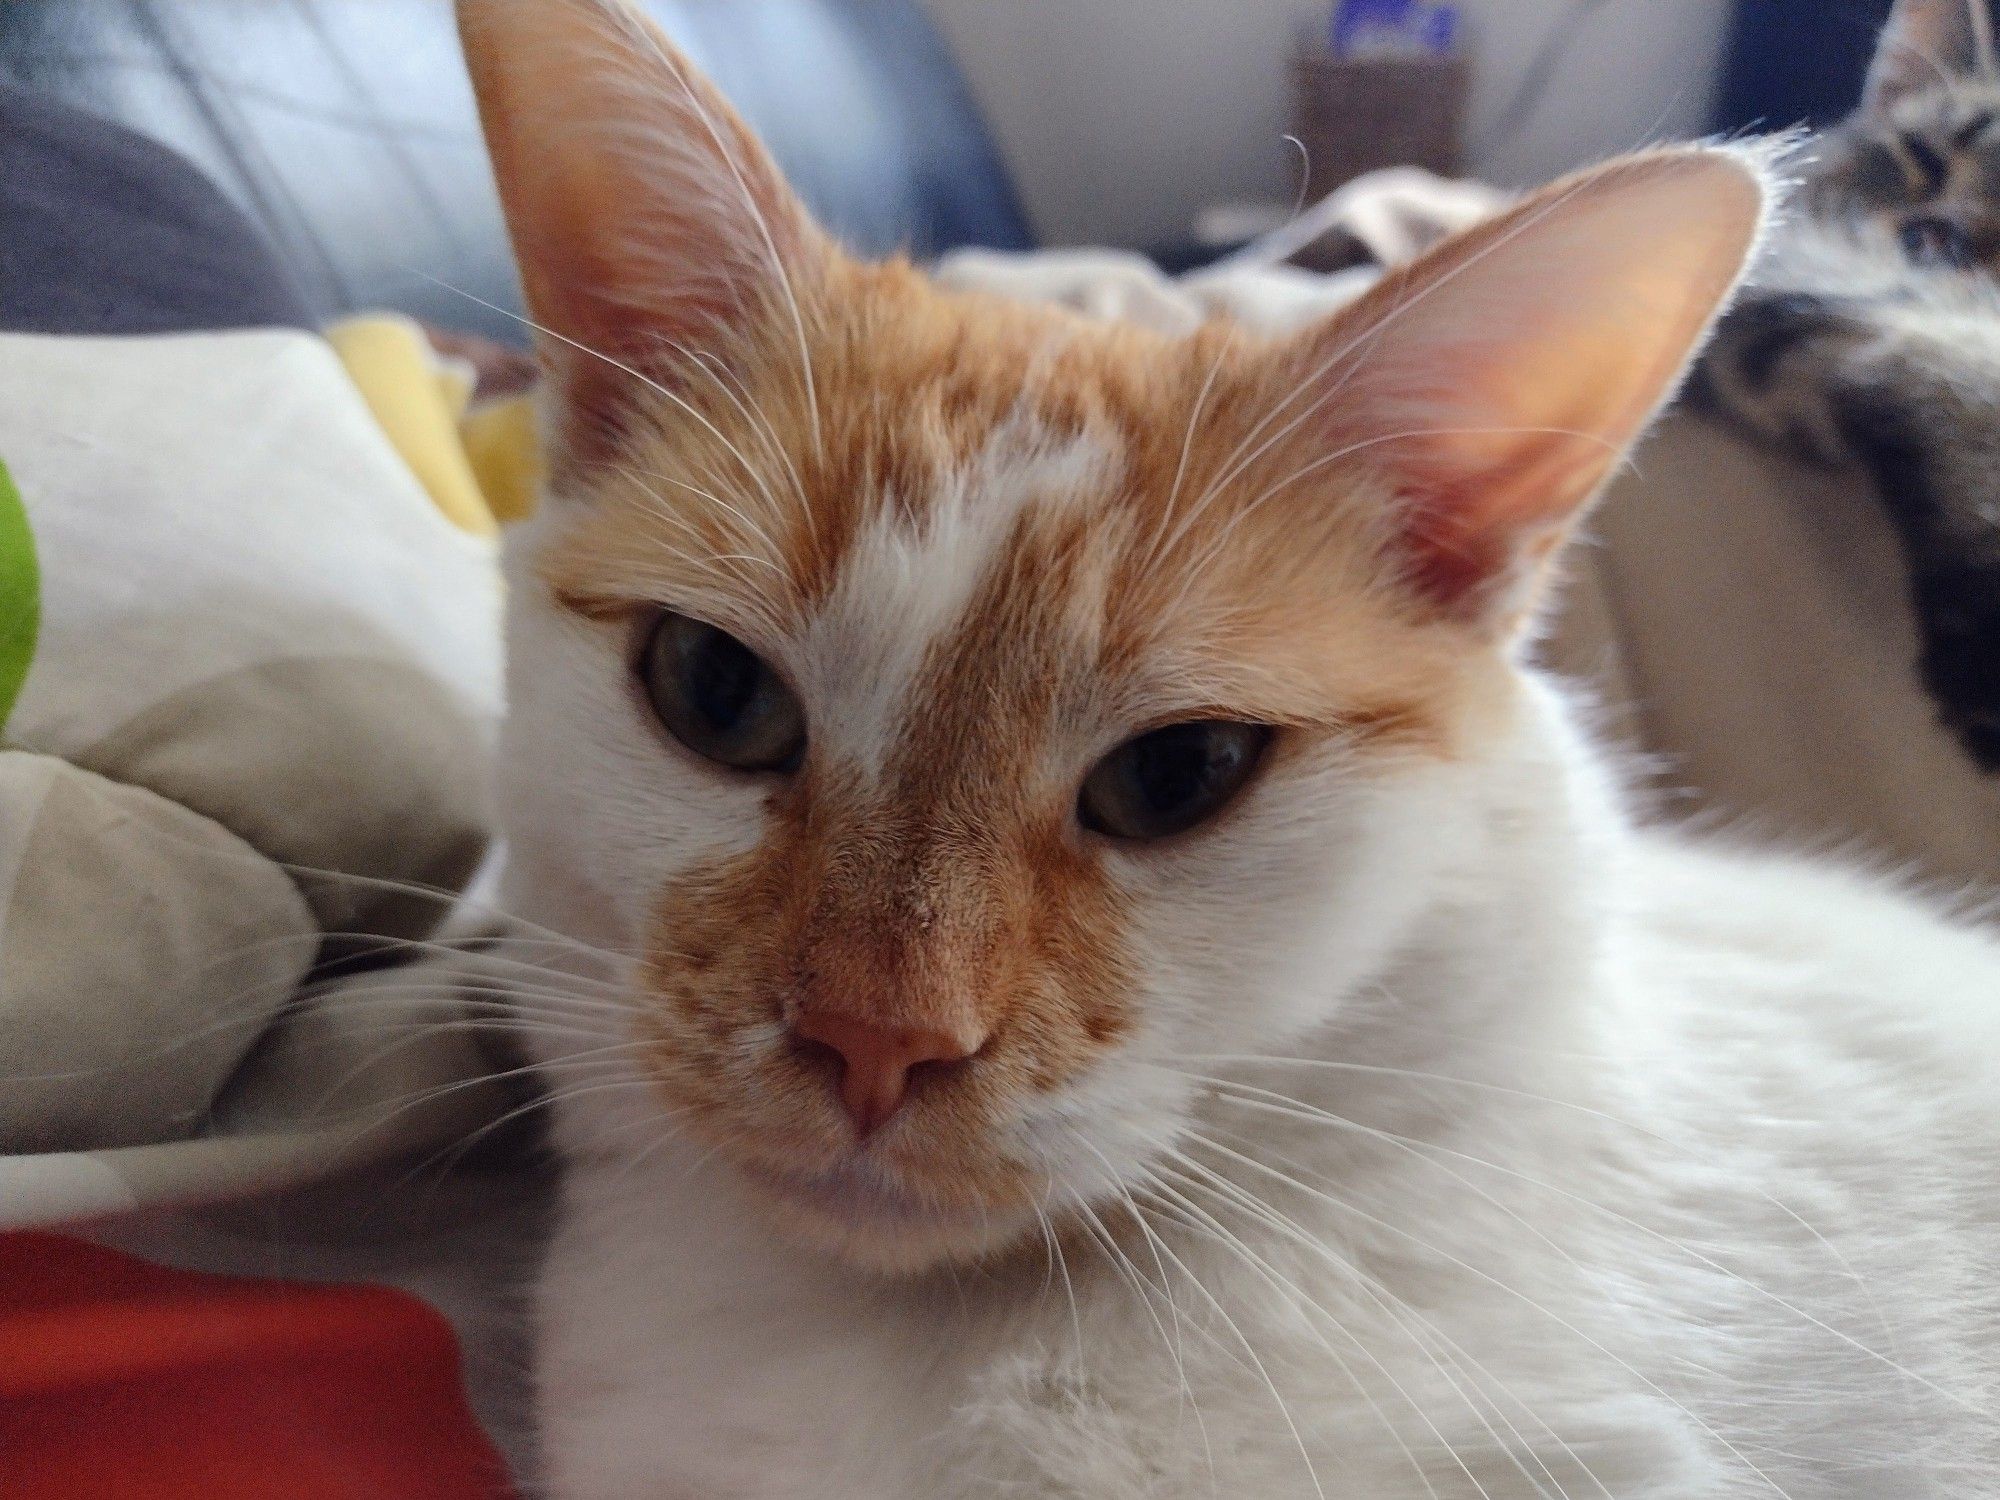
[{"x1": 0, "y1": 85, "x2": 309, "y2": 335}]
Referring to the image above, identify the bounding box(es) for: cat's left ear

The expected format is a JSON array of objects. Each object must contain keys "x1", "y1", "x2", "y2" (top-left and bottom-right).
[{"x1": 1273, "y1": 146, "x2": 1769, "y2": 631}]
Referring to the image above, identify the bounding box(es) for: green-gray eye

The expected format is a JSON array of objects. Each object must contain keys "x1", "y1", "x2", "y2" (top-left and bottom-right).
[
  {"x1": 640, "y1": 612, "x2": 806, "y2": 772},
  {"x1": 1079, "y1": 722, "x2": 1273, "y2": 841}
]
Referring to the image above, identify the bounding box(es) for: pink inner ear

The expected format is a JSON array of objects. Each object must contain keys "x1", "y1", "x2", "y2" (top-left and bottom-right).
[
  {"x1": 528, "y1": 246, "x2": 711, "y2": 476},
  {"x1": 1402, "y1": 489, "x2": 1574, "y2": 618},
  {"x1": 1400, "y1": 486, "x2": 1522, "y2": 614},
  {"x1": 1389, "y1": 380, "x2": 1658, "y2": 616},
  {"x1": 1387, "y1": 437, "x2": 1563, "y2": 616},
  {"x1": 1271, "y1": 149, "x2": 1766, "y2": 628},
  {"x1": 515, "y1": 155, "x2": 825, "y2": 475}
]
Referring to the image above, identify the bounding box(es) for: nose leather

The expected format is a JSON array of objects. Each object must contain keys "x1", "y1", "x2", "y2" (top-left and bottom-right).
[{"x1": 792, "y1": 1010, "x2": 980, "y2": 1139}]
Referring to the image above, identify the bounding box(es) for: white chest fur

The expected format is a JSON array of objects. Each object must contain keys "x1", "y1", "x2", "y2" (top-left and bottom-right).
[{"x1": 521, "y1": 827, "x2": 2000, "y2": 1499}]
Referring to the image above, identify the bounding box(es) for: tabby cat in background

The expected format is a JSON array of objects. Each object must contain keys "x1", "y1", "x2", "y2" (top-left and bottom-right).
[{"x1": 1702, "y1": 0, "x2": 2000, "y2": 769}]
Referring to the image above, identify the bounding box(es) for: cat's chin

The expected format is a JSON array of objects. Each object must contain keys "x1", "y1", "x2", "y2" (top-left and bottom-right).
[{"x1": 737, "y1": 1158, "x2": 1038, "y2": 1274}]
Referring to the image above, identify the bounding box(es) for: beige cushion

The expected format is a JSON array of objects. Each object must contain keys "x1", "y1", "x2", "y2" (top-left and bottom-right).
[
  {"x1": 1552, "y1": 413, "x2": 2000, "y2": 893},
  {"x1": 0, "y1": 752, "x2": 314, "y2": 1154}
]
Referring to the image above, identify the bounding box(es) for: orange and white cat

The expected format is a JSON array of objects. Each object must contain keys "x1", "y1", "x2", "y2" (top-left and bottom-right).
[{"x1": 459, "y1": 2, "x2": 2000, "y2": 1494}]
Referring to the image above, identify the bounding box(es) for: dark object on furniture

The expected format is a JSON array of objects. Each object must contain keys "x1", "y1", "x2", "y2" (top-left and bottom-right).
[
  {"x1": 0, "y1": 1, "x2": 1034, "y2": 344},
  {"x1": 1712, "y1": 0, "x2": 1894, "y2": 135},
  {"x1": 1292, "y1": 44, "x2": 1468, "y2": 202},
  {"x1": 0, "y1": 86, "x2": 311, "y2": 336}
]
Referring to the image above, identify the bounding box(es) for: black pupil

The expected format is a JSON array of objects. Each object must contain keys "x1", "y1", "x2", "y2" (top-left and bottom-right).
[
  {"x1": 688, "y1": 626, "x2": 761, "y2": 731},
  {"x1": 1133, "y1": 724, "x2": 1243, "y2": 813}
]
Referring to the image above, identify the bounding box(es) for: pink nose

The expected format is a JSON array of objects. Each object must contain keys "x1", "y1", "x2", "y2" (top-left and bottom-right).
[{"x1": 791, "y1": 1010, "x2": 981, "y2": 1139}]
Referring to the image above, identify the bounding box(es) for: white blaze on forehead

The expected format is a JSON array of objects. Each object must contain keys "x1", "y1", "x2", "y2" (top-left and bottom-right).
[{"x1": 793, "y1": 412, "x2": 1120, "y2": 781}]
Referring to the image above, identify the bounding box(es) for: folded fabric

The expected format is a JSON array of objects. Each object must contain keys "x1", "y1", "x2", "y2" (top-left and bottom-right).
[
  {"x1": 0, "y1": 326, "x2": 510, "y2": 1229},
  {"x1": 0, "y1": 1231, "x2": 516, "y2": 1500},
  {"x1": 1211, "y1": 164, "x2": 1512, "y2": 272},
  {"x1": 934, "y1": 245, "x2": 1380, "y2": 336}
]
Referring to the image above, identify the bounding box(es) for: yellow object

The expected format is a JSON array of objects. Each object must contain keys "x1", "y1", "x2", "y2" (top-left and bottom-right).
[
  {"x1": 326, "y1": 316, "x2": 545, "y2": 536},
  {"x1": 459, "y1": 394, "x2": 544, "y2": 526}
]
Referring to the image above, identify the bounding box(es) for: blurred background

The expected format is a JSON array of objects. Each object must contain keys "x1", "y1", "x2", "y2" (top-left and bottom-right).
[
  {"x1": 927, "y1": 0, "x2": 1895, "y2": 249},
  {"x1": 0, "y1": 0, "x2": 1899, "y2": 334}
]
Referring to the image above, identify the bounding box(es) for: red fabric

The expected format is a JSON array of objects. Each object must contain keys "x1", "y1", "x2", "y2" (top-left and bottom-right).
[{"x1": 0, "y1": 1232, "x2": 517, "y2": 1500}]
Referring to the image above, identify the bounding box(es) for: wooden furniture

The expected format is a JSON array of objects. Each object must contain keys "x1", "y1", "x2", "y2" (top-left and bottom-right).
[{"x1": 1292, "y1": 45, "x2": 1470, "y2": 203}]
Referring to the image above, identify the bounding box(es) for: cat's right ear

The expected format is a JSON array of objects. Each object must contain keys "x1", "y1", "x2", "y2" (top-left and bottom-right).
[
  {"x1": 458, "y1": 0, "x2": 835, "y2": 466},
  {"x1": 1865, "y1": 0, "x2": 1991, "y2": 111}
]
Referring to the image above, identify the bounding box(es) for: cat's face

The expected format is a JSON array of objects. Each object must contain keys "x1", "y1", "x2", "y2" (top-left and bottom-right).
[
  {"x1": 1820, "y1": 0, "x2": 2000, "y2": 270},
  {"x1": 463, "y1": 0, "x2": 1765, "y2": 1272},
  {"x1": 505, "y1": 274, "x2": 1503, "y2": 1270}
]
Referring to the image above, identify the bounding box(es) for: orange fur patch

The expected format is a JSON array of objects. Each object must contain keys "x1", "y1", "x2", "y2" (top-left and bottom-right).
[{"x1": 541, "y1": 261, "x2": 1486, "y2": 742}]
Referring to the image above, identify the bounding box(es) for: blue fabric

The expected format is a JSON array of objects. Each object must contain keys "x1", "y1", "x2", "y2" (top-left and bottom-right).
[
  {"x1": 656, "y1": 0, "x2": 1034, "y2": 259},
  {"x1": 1712, "y1": 0, "x2": 1893, "y2": 134}
]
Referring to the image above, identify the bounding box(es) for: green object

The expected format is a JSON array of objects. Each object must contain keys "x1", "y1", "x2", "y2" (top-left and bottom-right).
[{"x1": 0, "y1": 457, "x2": 39, "y2": 735}]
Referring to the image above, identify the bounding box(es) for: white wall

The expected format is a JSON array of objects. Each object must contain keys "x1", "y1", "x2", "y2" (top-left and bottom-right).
[{"x1": 920, "y1": 0, "x2": 1735, "y2": 248}]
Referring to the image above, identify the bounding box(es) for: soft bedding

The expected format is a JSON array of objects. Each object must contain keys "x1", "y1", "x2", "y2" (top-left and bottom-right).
[{"x1": 0, "y1": 325, "x2": 510, "y2": 1225}]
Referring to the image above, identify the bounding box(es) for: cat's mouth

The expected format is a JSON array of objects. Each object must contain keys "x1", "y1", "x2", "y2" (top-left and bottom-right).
[
  {"x1": 737, "y1": 1156, "x2": 1033, "y2": 1268},
  {"x1": 745, "y1": 1158, "x2": 985, "y2": 1228}
]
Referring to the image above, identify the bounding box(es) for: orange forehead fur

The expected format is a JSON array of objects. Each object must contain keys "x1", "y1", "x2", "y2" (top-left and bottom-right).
[{"x1": 541, "y1": 256, "x2": 1488, "y2": 745}]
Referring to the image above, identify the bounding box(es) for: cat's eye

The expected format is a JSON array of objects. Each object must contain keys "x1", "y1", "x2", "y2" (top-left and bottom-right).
[
  {"x1": 1078, "y1": 722, "x2": 1273, "y2": 841},
  {"x1": 639, "y1": 612, "x2": 806, "y2": 772}
]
